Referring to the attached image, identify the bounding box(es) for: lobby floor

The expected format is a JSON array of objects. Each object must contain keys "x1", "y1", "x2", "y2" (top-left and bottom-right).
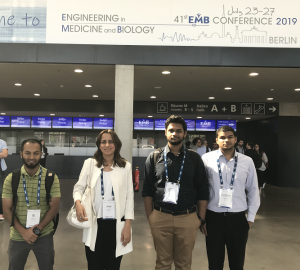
[{"x1": 0, "y1": 181, "x2": 299, "y2": 270}]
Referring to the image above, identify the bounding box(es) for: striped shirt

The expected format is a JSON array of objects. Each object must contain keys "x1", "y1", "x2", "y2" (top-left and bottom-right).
[{"x1": 2, "y1": 165, "x2": 61, "y2": 241}]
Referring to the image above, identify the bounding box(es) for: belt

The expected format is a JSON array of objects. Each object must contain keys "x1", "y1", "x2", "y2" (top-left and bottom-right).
[
  {"x1": 208, "y1": 210, "x2": 245, "y2": 216},
  {"x1": 154, "y1": 205, "x2": 196, "y2": 216}
]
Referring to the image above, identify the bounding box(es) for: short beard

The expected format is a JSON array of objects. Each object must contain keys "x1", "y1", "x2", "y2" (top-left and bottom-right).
[
  {"x1": 168, "y1": 137, "x2": 184, "y2": 146},
  {"x1": 22, "y1": 157, "x2": 41, "y2": 169}
]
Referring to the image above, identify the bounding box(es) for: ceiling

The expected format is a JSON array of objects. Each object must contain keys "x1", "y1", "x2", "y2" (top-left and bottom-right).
[{"x1": 0, "y1": 63, "x2": 300, "y2": 103}]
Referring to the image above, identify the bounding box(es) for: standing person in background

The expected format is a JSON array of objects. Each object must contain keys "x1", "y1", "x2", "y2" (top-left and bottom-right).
[
  {"x1": 191, "y1": 137, "x2": 202, "y2": 151},
  {"x1": 185, "y1": 141, "x2": 192, "y2": 149},
  {"x1": 212, "y1": 142, "x2": 219, "y2": 151},
  {"x1": 203, "y1": 140, "x2": 211, "y2": 152},
  {"x1": 196, "y1": 139, "x2": 211, "y2": 157},
  {"x1": 0, "y1": 138, "x2": 8, "y2": 221},
  {"x1": 236, "y1": 140, "x2": 245, "y2": 154},
  {"x1": 254, "y1": 143, "x2": 268, "y2": 193},
  {"x1": 40, "y1": 140, "x2": 48, "y2": 168}
]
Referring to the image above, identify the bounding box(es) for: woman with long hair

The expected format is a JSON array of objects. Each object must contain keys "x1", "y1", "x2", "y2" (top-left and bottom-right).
[
  {"x1": 73, "y1": 129, "x2": 134, "y2": 270},
  {"x1": 254, "y1": 143, "x2": 268, "y2": 194}
]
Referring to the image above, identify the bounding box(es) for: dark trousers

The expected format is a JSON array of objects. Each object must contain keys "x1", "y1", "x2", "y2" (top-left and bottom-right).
[
  {"x1": 85, "y1": 219, "x2": 122, "y2": 270},
  {"x1": 205, "y1": 210, "x2": 249, "y2": 270},
  {"x1": 256, "y1": 170, "x2": 265, "y2": 188},
  {"x1": 0, "y1": 170, "x2": 4, "y2": 215}
]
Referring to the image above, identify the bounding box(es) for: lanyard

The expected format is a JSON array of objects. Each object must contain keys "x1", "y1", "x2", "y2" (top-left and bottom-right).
[
  {"x1": 164, "y1": 146, "x2": 186, "y2": 184},
  {"x1": 22, "y1": 166, "x2": 43, "y2": 207},
  {"x1": 101, "y1": 168, "x2": 114, "y2": 197},
  {"x1": 217, "y1": 155, "x2": 238, "y2": 190}
]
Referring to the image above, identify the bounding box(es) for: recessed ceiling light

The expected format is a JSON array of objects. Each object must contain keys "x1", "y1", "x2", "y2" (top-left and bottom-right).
[
  {"x1": 150, "y1": 96, "x2": 156, "y2": 99},
  {"x1": 154, "y1": 86, "x2": 162, "y2": 89},
  {"x1": 162, "y1": 71, "x2": 171, "y2": 75},
  {"x1": 148, "y1": 116, "x2": 153, "y2": 118},
  {"x1": 208, "y1": 97, "x2": 215, "y2": 99},
  {"x1": 224, "y1": 87, "x2": 232, "y2": 90},
  {"x1": 79, "y1": 115, "x2": 81, "y2": 116},
  {"x1": 228, "y1": 118, "x2": 231, "y2": 119},
  {"x1": 250, "y1": 72, "x2": 259, "y2": 76},
  {"x1": 270, "y1": 89, "x2": 274, "y2": 91},
  {"x1": 60, "y1": 85, "x2": 64, "y2": 88},
  {"x1": 295, "y1": 88, "x2": 300, "y2": 91},
  {"x1": 267, "y1": 98, "x2": 273, "y2": 100},
  {"x1": 246, "y1": 117, "x2": 251, "y2": 120},
  {"x1": 34, "y1": 94, "x2": 40, "y2": 96},
  {"x1": 74, "y1": 69, "x2": 83, "y2": 73},
  {"x1": 15, "y1": 83, "x2": 22, "y2": 86},
  {"x1": 50, "y1": 114, "x2": 55, "y2": 116},
  {"x1": 99, "y1": 114, "x2": 104, "y2": 117},
  {"x1": 93, "y1": 95, "x2": 98, "y2": 98},
  {"x1": 197, "y1": 116, "x2": 202, "y2": 119},
  {"x1": 85, "y1": 85, "x2": 92, "y2": 88},
  {"x1": 1, "y1": 113, "x2": 6, "y2": 115}
]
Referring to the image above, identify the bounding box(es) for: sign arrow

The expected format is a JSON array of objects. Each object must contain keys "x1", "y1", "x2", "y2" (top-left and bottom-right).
[{"x1": 269, "y1": 106, "x2": 276, "y2": 113}]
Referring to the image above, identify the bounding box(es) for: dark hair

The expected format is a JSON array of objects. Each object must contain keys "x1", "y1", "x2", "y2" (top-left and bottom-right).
[
  {"x1": 254, "y1": 143, "x2": 264, "y2": 155},
  {"x1": 247, "y1": 142, "x2": 255, "y2": 148},
  {"x1": 192, "y1": 137, "x2": 201, "y2": 145},
  {"x1": 165, "y1": 115, "x2": 187, "y2": 132},
  {"x1": 94, "y1": 129, "x2": 126, "y2": 168},
  {"x1": 21, "y1": 139, "x2": 42, "y2": 151},
  {"x1": 185, "y1": 141, "x2": 191, "y2": 147},
  {"x1": 40, "y1": 139, "x2": 44, "y2": 143},
  {"x1": 216, "y1": 125, "x2": 237, "y2": 138},
  {"x1": 238, "y1": 139, "x2": 243, "y2": 143}
]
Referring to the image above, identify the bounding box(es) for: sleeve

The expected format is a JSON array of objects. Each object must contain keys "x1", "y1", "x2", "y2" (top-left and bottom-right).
[
  {"x1": 73, "y1": 159, "x2": 92, "y2": 203},
  {"x1": 142, "y1": 152, "x2": 155, "y2": 198},
  {"x1": 124, "y1": 162, "x2": 134, "y2": 220},
  {"x1": 2, "y1": 173, "x2": 13, "y2": 199},
  {"x1": 50, "y1": 174, "x2": 61, "y2": 198},
  {"x1": 263, "y1": 153, "x2": 268, "y2": 163},
  {"x1": 209, "y1": 148, "x2": 211, "y2": 152},
  {"x1": 1, "y1": 140, "x2": 8, "y2": 150},
  {"x1": 245, "y1": 160, "x2": 260, "y2": 222},
  {"x1": 194, "y1": 153, "x2": 209, "y2": 201}
]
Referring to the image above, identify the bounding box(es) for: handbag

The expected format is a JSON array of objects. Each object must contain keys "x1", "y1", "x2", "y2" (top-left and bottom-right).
[{"x1": 66, "y1": 159, "x2": 95, "y2": 229}]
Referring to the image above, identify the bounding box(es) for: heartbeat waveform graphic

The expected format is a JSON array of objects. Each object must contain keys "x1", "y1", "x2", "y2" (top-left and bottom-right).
[{"x1": 158, "y1": 32, "x2": 200, "y2": 42}]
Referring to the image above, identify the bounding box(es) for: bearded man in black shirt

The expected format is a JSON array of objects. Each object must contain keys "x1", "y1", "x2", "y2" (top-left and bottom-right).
[{"x1": 143, "y1": 115, "x2": 209, "y2": 270}]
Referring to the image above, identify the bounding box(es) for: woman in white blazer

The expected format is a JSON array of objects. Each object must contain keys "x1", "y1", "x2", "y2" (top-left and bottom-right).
[{"x1": 73, "y1": 129, "x2": 134, "y2": 270}]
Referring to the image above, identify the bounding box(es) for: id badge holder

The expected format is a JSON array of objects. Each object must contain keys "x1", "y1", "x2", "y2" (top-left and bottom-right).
[
  {"x1": 26, "y1": 207, "x2": 41, "y2": 229},
  {"x1": 103, "y1": 199, "x2": 116, "y2": 220},
  {"x1": 163, "y1": 181, "x2": 180, "y2": 204},
  {"x1": 218, "y1": 189, "x2": 234, "y2": 209}
]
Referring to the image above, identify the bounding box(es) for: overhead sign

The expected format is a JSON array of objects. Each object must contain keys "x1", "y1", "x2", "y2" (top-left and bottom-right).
[
  {"x1": 94, "y1": 118, "x2": 114, "y2": 129},
  {"x1": 0, "y1": 1, "x2": 300, "y2": 48},
  {"x1": 196, "y1": 120, "x2": 216, "y2": 131},
  {"x1": 11, "y1": 116, "x2": 31, "y2": 128},
  {"x1": 52, "y1": 117, "x2": 72, "y2": 128},
  {"x1": 155, "y1": 119, "x2": 167, "y2": 130},
  {"x1": 185, "y1": 119, "x2": 196, "y2": 131},
  {"x1": 73, "y1": 117, "x2": 93, "y2": 129},
  {"x1": 32, "y1": 117, "x2": 52, "y2": 128},
  {"x1": 0, "y1": 116, "x2": 10, "y2": 127},
  {"x1": 134, "y1": 118, "x2": 154, "y2": 130},
  {"x1": 217, "y1": 120, "x2": 237, "y2": 131}
]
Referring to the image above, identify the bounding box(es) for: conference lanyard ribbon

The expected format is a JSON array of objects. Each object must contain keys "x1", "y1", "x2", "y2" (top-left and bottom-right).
[
  {"x1": 101, "y1": 168, "x2": 114, "y2": 197},
  {"x1": 22, "y1": 166, "x2": 43, "y2": 208},
  {"x1": 217, "y1": 155, "x2": 238, "y2": 189}
]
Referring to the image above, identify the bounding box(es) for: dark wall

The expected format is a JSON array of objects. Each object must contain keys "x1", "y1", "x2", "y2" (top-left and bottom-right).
[{"x1": 278, "y1": 117, "x2": 300, "y2": 187}]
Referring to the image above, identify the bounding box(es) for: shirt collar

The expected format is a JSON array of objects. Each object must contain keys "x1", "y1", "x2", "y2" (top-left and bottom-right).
[
  {"x1": 216, "y1": 149, "x2": 238, "y2": 159},
  {"x1": 21, "y1": 165, "x2": 42, "y2": 177},
  {"x1": 165, "y1": 144, "x2": 185, "y2": 155}
]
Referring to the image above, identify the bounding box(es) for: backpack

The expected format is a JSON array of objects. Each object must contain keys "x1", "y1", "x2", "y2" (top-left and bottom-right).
[{"x1": 11, "y1": 169, "x2": 59, "y2": 235}]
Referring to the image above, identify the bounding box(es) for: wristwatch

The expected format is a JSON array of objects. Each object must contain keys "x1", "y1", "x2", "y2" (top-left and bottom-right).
[
  {"x1": 33, "y1": 227, "x2": 41, "y2": 237},
  {"x1": 197, "y1": 216, "x2": 206, "y2": 225}
]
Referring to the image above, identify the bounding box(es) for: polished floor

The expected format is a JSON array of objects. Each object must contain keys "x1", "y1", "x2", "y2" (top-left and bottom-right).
[{"x1": 0, "y1": 181, "x2": 300, "y2": 270}]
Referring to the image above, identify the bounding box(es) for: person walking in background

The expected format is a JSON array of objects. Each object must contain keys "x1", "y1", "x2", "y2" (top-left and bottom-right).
[
  {"x1": 74, "y1": 129, "x2": 134, "y2": 270},
  {"x1": 203, "y1": 140, "x2": 211, "y2": 152},
  {"x1": 254, "y1": 143, "x2": 268, "y2": 194},
  {"x1": 0, "y1": 138, "x2": 8, "y2": 221},
  {"x1": 196, "y1": 139, "x2": 211, "y2": 157},
  {"x1": 236, "y1": 140, "x2": 245, "y2": 154},
  {"x1": 40, "y1": 140, "x2": 48, "y2": 168},
  {"x1": 191, "y1": 137, "x2": 202, "y2": 151}
]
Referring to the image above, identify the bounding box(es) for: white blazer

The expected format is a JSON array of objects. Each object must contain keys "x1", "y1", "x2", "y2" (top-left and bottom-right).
[{"x1": 73, "y1": 158, "x2": 134, "y2": 257}]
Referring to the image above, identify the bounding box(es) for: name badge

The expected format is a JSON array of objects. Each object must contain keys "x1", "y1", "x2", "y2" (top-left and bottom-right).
[
  {"x1": 218, "y1": 189, "x2": 234, "y2": 209},
  {"x1": 103, "y1": 200, "x2": 116, "y2": 219},
  {"x1": 26, "y1": 209, "x2": 41, "y2": 229},
  {"x1": 163, "y1": 182, "x2": 180, "y2": 204}
]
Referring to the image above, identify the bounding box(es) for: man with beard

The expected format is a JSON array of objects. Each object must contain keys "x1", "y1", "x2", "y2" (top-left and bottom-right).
[
  {"x1": 201, "y1": 126, "x2": 260, "y2": 270},
  {"x1": 2, "y1": 139, "x2": 60, "y2": 270},
  {"x1": 143, "y1": 115, "x2": 209, "y2": 270}
]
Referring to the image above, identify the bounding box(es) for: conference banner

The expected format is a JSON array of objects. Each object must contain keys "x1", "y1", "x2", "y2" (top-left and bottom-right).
[{"x1": 0, "y1": 0, "x2": 299, "y2": 47}]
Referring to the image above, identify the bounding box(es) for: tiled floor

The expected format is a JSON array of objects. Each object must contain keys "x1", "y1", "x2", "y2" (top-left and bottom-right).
[{"x1": 0, "y1": 181, "x2": 299, "y2": 270}]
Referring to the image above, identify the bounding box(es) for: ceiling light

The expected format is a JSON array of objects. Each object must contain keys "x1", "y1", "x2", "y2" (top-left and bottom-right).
[
  {"x1": 50, "y1": 114, "x2": 55, "y2": 116},
  {"x1": 60, "y1": 85, "x2": 64, "y2": 88},
  {"x1": 270, "y1": 89, "x2": 274, "y2": 91},
  {"x1": 228, "y1": 118, "x2": 231, "y2": 119},
  {"x1": 246, "y1": 117, "x2": 251, "y2": 120},
  {"x1": 75, "y1": 69, "x2": 83, "y2": 73},
  {"x1": 224, "y1": 87, "x2": 232, "y2": 90},
  {"x1": 150, "y1": 96, "x2": 156, "y2": 99},
  {"x1": 162, "y1": 71, "x2": 171, "y2": 75},
  {"x1": 15, "y1": 83, "x2": 22, "y2": 86},
  {"x1": 197, "y1": 116, "x2": 202, "y2": 119},
  {"x1": 34, "y1": 94, "x2": 40, "y2": 96},
  {"x1": 85, "y1": 85, "x2": 92, "y2": 88},
  {"x1": 99, "y1": 115, "x2": 104, "y2": 116},
  {"x1": 267, "y1": 98, "x2": 273, "y2": 100},
  {"x1": 249, "y1": 72, "x2": 259, "y2": 76},
  {"x1": 93, "y1": 95, "x2": 98, "y2": 98},
  {"x1": 148, "y1": 116, "x2": 153, "y2": 118},
  {"x1": 1, "y1": 113, "x2": 6, "y2": 115},
  {"x1": 295, "y1": 88, "x2": 300, "y2": 91},
  {"x1": 155, "y1": 86, "x2": 162, "y2": 89},
  {"x1": 208, "y1": 97, "x2": 215, "y2": 99}
]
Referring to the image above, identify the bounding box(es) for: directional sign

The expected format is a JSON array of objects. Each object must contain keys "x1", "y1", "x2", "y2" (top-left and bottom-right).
[{"x1": 254, "y1": 103, "x2": 265, "y2": 115}]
